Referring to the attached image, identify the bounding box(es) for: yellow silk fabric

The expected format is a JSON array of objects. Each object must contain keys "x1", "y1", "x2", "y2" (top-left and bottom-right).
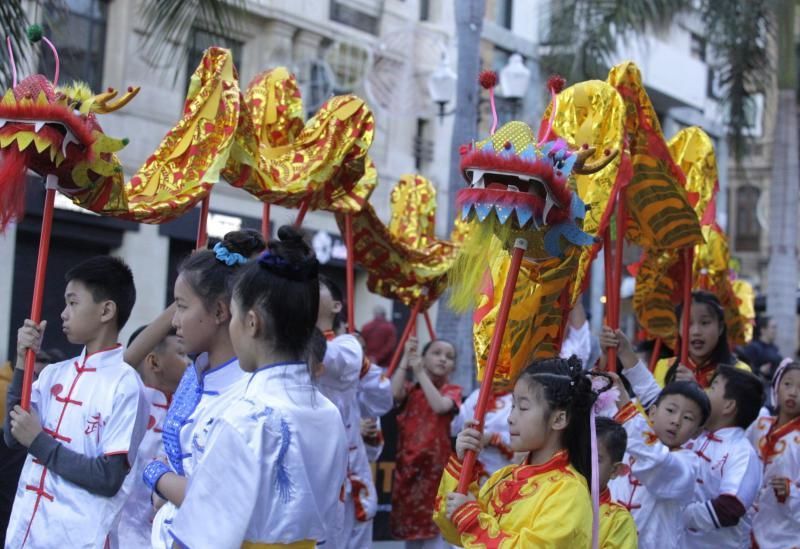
[
  {"x1": 599, "y1": 501, "x2": 638, "y2": 549},
  {"x1": 433, "y1": 456, "x2": 592, "y2": 548},
  {"x1": 336, "y1": 174, "x2": 466, "y2": 308},
  {"x1": 72, "y1": 47, "x2": 240, "y2": 222},
  {"x1": 224, "y1": 66, "x2": 376, "y2": 214}
]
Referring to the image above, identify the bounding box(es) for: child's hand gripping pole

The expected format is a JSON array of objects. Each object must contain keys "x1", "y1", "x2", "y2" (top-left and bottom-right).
[
  {"x1": 21, "y1": 175, "x2": 58, "y2": 410},
  {"x1": 456, "y1": 238, "x2": 527, "y2": 494}
]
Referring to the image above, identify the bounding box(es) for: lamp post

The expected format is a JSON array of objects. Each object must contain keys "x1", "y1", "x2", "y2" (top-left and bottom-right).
[
  {"x1": 499, "y1": 53, "x2": 530, "y2": 118},
  {"x1": 429, "y1": 52, "x2": 530, "y2": 123},
  {"x1": 428, "y1": 53, "x2": 457, "y2": 123}
]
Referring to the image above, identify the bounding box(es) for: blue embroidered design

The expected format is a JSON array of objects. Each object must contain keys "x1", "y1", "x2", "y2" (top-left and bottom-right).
[
  {"x1": 250, "y1": 405, "x2": 294, "y2": 503},
  {"x1": 162, "y1": 365, "x2": 202, "y2": 475},
  {"x1": 191, "y1": 418, "x2": 215, "y2": 455},
  {"x1": 275, "y1": 418, "x2": 293, "y2": 503}
]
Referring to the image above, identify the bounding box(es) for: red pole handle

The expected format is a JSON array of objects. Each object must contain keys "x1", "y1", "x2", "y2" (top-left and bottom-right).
[
  {"x1": 386, "y1": 301, "x2": 423, "y2": 378},
  {"x1": 196, "y1": 196, "x2": 210, "y2": 249},
  {"x1": 345, "y1": 214, "x2": 355, "y2": 334},
  {"x1": 456, "y1": 239, "x2": 527, "y2": 493},
  {"x1": 603, "y1": 225, "x2": 618, "y2": 371},
  {"x1": 261, "y1": 203, "x2": 271, "y2": 239},
  {"x1": 294, "y1": 196, "x2": 310, "y2": 228},
  {"x1": 21, "y1": 181, "x2": 57, "y2": 410},
  {"x1": 423, "y1": 310, "x2": 436, "y2": 340},
  {"x1": 679, "y1": 248, "x2": 694, "y2": 366},
  {"x1": 648, "y1": 338, "x2": 662, "y2": 372}
]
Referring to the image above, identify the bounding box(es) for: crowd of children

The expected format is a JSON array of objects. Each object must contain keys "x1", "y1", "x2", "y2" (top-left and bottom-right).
[{"x1": 1, "y1": 227, "x2": 798, "y2": 548}]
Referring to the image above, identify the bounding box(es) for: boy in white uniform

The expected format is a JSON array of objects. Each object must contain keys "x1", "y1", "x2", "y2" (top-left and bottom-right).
[
  {"x1": 602, "y1": 326, "x2": 709, "y2": 549},
  {"x1": 117, "y1": 326, "x2": 189, "y2": 548},
  {"x1": 354, "y1": 331, "x2": 393, "y2": 464},
  {"x1": 683, "y1": 365, "x2": 764, "y2": 548},
  {"x1": 4, "y1": 256, "x2": 148, "y2": 548},
  {"x1": 316, "y1": 276, "x2": 378, "y2": 548}
]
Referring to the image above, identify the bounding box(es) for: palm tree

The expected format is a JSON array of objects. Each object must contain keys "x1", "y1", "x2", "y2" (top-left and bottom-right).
[{"x1": 765, "y1": 0, "x2": 798, "y2": 358}]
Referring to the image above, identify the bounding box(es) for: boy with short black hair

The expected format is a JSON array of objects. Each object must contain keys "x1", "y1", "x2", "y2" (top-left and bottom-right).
[
  {"x1": 682, "y1": 365, "x2": 764, "y2": 547},
  {"x1": 4, "y1": 256, "x2": 148, "y2": 548},
  {"x1": 118, "y1": 325, "x2": 189, "y2": 548},
  {"x1": 601, "y1": 326, "x2": 710, "y2": 549},
  {"x1": 595, "y1": 417, "x2": 638, "y2": 548}
]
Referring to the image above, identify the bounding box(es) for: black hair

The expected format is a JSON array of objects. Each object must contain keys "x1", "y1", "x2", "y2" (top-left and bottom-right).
[
  {"x1": 654, "y1": 381, "x2": 712, "y2": 425},
  {"x1": 422, "y1": 338, "x2": 457, "y2": 358},
  {"x1": 712, "y1": 365, "x2": 764, "y2": 428},
  {"x1": 517, "y1": 355, "x2": 612, "y2": 485},
  {"x1": 232, "y1": 225, "x2": 319, "y2": 359},
  {"x1": 318, "y1": 274, "x2": 344, "y2": 331},
  {"x1": 127, "y1": 324, "x2": 178, "y2": 354},
  {"x1": 595, "y1": 417, "x2": 627, "y2": 464},
  {"x1": 754, "y1": 315, "x2": 772, "y2": 341},
  {"x1": 309, "y1": 328, "x2": 328, "y2": 366},
  {"x1": 666, "y1": 291, "x2": 733, "y2": 384},
  {"x1": 65, "y1": 256, "x2": 136, "y2": 329},
  {"x1": 179, "y1": 230, "x2": 266, "y2": 310}
]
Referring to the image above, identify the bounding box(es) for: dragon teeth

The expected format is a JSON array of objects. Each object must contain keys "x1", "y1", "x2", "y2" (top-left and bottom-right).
[
  {"x1": 61, "y1": 131, "x2": 78, "y2": 158},
  {"x1": 515, "y1": 207, "x2": 533, "y2": 227},
  {"x1": 507, "y1": 185, "x2": 519, "y2": 192},
  {"x1": 461, "y1": 204, "x2": 472, "y2": 221},
  {"x1": 34, "y1": 121, "x2": 45, "y2": 133},
  {"x1": 475, "y1": 203, "x2": 492, "y2": 222},
  {"x1": 495, "y1": 206, "x2": 512, "y2": 225},
  {"x1": 470, "y1": 170, "x2": 485, "y2": 189}
]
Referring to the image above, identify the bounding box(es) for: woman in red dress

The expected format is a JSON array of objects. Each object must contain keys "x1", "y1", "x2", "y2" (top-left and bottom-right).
[{"x1": 390, "y1": 336, "x2": 461, "y2": 548}]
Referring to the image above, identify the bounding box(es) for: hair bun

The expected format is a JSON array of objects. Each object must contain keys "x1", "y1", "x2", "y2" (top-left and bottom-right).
[
  {"x1": 277, "y1": 225, "x2": 305, "y2": 244},
  {"x1": 222, "y1": 229, "x2": 266, "y2": 258}
]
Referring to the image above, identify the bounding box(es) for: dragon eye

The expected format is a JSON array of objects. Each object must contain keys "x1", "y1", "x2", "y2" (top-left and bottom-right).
[{"x1": 554, "y1": 158, "x2": 566, "y2": 170}]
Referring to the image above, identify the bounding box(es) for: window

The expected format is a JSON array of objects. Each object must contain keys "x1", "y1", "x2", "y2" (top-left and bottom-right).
[
  {"x1": 186, "y1": 28, "x2": 242, "y2": 89},
  {"x1": 413, "y1": 119, "x2": 433, "y2": 171},
  {"x1": 496, "y1": 0, "x2": 514, "y2": 29},
  {"x1": 420, "y1": 0, "x2": 431, "y2": 21},
  {"x1": 690, "y1": 33, "x2": 706, "y2": 62},
  {"x1": 40, "y1": 0, "x2": 108, "y2": 91},
  {"x1": 330, "y1": 1, "x2": 379, "y2": 35},
  {"x1": 735, "y1": 185, "x2": 761, "y2": 251}
]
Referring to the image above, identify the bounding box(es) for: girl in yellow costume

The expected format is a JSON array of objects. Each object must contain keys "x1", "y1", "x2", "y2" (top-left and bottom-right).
[
  {"x1": 434, "y1": 357, "x2": 610, "y2": 548},
  {"x1": 653, "y1": 291, "x2": 750, "y2": 388}
]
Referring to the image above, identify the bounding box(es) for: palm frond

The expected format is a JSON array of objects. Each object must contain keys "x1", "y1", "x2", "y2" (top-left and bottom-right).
[
  {"x1": 0, "y1": 0, "x2": 31, "y2": 89},
  {"x1": 700, "y1": 0, "x2": 773, "y2": 160},
  {"x1": 138, "y1": 0, "x2": 244, "y2": 81},
  {"x1": 540, "y1": 0, "x2": 693, "y2": 81}
]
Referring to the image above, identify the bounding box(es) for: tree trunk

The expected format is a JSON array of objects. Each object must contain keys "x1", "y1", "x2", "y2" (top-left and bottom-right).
[
  {"x1": 435, "y1": 0, "x2": 485, "y2": 390},
  {"x1": 766, "y1": 0, "x2": 798, "y2": 358}
]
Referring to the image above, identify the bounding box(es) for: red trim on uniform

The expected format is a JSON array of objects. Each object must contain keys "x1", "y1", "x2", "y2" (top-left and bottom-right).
[
  {"x1": 83, "y1": 344, "x2": 122, "y2": 361},
  {"x1": 762, "y1": 416, "x2": 800, "y2": 464},
  {"x1": 21, "y1": 352, "x2": 100, "y2": 544},
  {"x1": 349, "y1": 475, "x2": 370, "y2": 522},
  {"x1": 600, "y1": 487, "x2": 612, "y2": 505},
  {"x1": 614, "y1": 402, "x2": 638, "y2": 424}
]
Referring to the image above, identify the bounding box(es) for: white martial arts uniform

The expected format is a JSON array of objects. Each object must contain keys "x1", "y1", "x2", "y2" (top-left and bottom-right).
[
  {"x1": 357, "y1": 363, "x2": 392, "y2": 463},
  {"x1": 451, "y1": 389, "x2": 513, "y2": 478},
  {"x1": 5, "y1": 346, "x2": 148, "y2": 549},
  {"x1": 170, "y1": 362, "x2": 347, "y2": 547}
]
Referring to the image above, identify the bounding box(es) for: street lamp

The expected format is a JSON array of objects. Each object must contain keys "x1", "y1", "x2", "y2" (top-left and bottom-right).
[
  {"x1": 429, "y1": 52, "x2": 531, "y2": 123},
  {"x1": 428, "y1": 54, "x2": 457, "y2": 122},
  {"x1": 499, "y1": 53, "x2": 530, "y2": 118}
]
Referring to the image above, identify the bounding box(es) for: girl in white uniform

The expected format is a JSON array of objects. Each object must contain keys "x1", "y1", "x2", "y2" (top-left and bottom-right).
[
  {"x1": 747, "y1": 361, "x2": 800, "y2": 549},
  {"x1": 139, "y1": 230, "x2": 265, "y2": 548},
  {"x1": 170, "y1": 226, "x2": 347, "y2": 547}
]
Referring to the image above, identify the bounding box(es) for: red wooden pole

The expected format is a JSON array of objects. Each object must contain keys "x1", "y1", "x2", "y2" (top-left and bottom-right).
[
  {"x1": 294, "y1": 197, "x2": 310, "y2": 228},
  {"x1": 648, "y1": 337, "x2": 662, "y2": 372},
  {"x1": 196, "y1": 196, "x2": 210, "y2": 249},
  {"x1": 386, "y1": 301, "x2": 423, "y2": 378},
  {"x1": 679, "y1": 248, "x2": 694, "y2": 366},
  {"x1": 423, "y1": 310, "x2": 436, "y2": 340},
  {"x1": 603, "y1": 225, "x2": 618, "y2": 372},
  {"x1": 21, "y1": 178, "x2": 57, "y2": 410},
  {"x1": 261, "y1": 203, "x2": 270, "y2": 239},
  {"x1": 457, "y1": 238, "x2": 527, "y2": 493},
  {"x1": 345, "y1": 214, "x2": 355, "y2": 334}
]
